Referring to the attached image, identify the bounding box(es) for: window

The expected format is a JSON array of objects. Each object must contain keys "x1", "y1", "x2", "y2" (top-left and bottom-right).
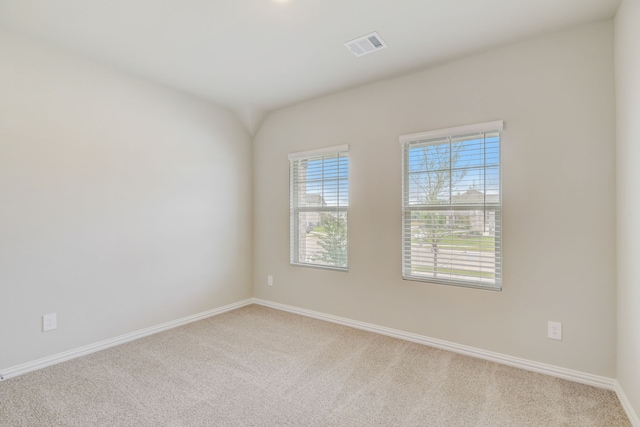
[
  {"x1": 289, "y1": 145, "x2": 349, "y2": 270},
  {"x1": 400, "y1": 121, "x2": 503, "y2": 290}
]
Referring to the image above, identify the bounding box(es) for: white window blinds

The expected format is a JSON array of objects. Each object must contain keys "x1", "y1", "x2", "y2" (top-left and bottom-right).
[
  {"x1": 289, "y1": 145, "x2": 349, "y2": 270},
  {"x1": 400, "y1": 121, "x2": 503, "y2": 290}
]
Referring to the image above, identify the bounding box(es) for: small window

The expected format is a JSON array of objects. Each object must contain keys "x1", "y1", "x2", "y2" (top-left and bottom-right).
[
  {"x1": 289, "y1": 145, "x2": 349, "y2": 270},
  {"x1": 400, "y1": 121, "x2": 503, "y2": 290}
]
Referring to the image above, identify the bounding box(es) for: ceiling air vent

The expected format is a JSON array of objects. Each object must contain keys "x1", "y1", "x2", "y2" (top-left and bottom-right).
[{"x1": 344, "y1": 32, "x2": 387, "y2": 57}]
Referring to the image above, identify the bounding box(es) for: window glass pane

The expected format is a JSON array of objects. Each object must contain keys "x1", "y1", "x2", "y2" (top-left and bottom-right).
[
  {"x1": 452, "y1": 168, "x2": 484, "y2": 201},
  {"x1": 402, "y1": 126, "x2": 501, "y2": 289},
  {"x1": 338, "y1": 179, "x2": 349, "y2": 207},
  {"x1": 485, "y1": 166, "x2": 500, "y2": 198},
  {"x1": 486, "y1": 137, "x2": 500, "y2": 166},
  {"x1": 295, "y1": 211, "x2": 348, "y2": 268},
  {"x1": 407, "y1": 209, "x2": 497, "y2": 283},
  {"x1": 409, "y1": 143, "x2": 451, "y2": 172},
  {"x1": 452, "y1": 137, "x2": 484, "y2": 169},
  {"x1": 408, "y1": 171, "x2": 451, "y2": 204},
  {"x1": 290, "y1": 151, "x2": 349, "y2": 270}
]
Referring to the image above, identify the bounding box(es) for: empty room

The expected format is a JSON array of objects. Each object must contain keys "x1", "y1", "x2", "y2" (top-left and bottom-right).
[{"x1": 1, "y1": 0, "x2": 639, "y2": 425}]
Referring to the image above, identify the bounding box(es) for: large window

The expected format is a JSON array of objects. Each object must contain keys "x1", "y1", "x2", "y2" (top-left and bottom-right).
[
  {"x1": 289, "y1": 145, "x2": 349, "y2": 270},
  {"x1": 400, "y1": 121, "x2": 503, "y2": 290}
]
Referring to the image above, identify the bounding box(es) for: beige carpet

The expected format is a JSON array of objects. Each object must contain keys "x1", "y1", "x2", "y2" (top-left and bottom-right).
[{"x1": 0, "y1": 305, "x2": 630, "y2": 426}]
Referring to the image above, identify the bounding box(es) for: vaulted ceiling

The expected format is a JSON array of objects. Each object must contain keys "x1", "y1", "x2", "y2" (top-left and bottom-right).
[{"x1": 0, "y1": 0, "x2": 621, "y2": 132}]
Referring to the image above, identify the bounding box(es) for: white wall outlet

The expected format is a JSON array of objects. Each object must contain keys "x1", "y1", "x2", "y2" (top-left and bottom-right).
[
  {"x1": 548, "y1": 321, "x2": 562, "y2": 340},
  {"x1": 43, "y1": 313, "x2": 57, "y2": 332},
  {"x1": 267, "y1": 275, "x2": 273, "y2": 286}
]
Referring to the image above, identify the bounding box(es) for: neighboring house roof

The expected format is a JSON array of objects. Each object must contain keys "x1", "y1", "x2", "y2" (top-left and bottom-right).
[
  {"x1": 452, "y1": 189, "x2": 499, "y2": 204},
  {"x1": 303, "y1": 194, "x2": 326, "y2": 207}
]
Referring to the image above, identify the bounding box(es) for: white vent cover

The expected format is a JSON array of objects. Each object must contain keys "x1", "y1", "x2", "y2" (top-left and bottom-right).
[{"x1": 344, "y1": 32, "x2": 387, "y2": 57}]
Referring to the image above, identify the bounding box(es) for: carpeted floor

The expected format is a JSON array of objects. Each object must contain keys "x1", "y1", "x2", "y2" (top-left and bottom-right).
[{"x1": 0, "y1": 304, "x2": 631, "y2": 426}]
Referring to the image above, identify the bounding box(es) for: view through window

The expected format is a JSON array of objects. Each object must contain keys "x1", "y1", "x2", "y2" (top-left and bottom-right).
[
  {"x1": 401, "y1": 122, "x2": 502, "y2": 290},
  {"x1": 289, "y1": 146, "x2": 349, "y2": 270}
]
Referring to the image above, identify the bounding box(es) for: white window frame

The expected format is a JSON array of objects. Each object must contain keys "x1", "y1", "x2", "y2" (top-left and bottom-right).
[
  {"x1": 289, "y1": 145, "x2": 349, "y2": 271},
  {"x1": 400, "y1": 121, "x2": 503, "y2": 291}
]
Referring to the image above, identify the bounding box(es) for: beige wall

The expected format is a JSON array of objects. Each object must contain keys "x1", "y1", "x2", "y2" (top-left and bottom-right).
[
  {"x1": 0, "y1": 31, "x2": 253, "y2": 369},
  {"x1": 0, "y1": 13, "x2": 624, "y2": 394},
  {"x1": 254, "y1": 21, "x2": 616, "y2": 376},
  {"x1": 615, "y1": 0, "x2": 640, "y2": 417}
]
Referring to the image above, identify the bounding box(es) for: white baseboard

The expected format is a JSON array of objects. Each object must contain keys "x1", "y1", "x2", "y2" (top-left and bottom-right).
[
  {"x1": 615, "y1": 380, "x2": 640, "y2": 427},
  {"x1": 0, "y1": 298, "x2": 254, "y2": 381},
  {"x1": 252, "y1": 298, "x2": 616, "y2": 389},
  {"x1": 2, "y1": 297, "x2": 637, "y2": 426}
]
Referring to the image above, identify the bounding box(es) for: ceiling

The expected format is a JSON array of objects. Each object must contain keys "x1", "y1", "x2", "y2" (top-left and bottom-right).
[{"x1": 0, "y1": 0, "x2": 621, "y2": 133}]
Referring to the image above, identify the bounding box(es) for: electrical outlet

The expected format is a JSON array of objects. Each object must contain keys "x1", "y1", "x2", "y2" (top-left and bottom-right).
[
  {"x1": 548, "y1": 321, "x2": 562, "y2": 340},
  {"x1": 267, "y1": 275, "x2": 273, "y2": 286},
  {"x1": 43, "y1": 313, "x2": 57, "y2": 332}
]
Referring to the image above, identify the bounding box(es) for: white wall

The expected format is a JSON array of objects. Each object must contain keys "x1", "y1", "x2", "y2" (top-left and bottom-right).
[
  {"x1": 254, "y1": 21, "x2": 616, "y2": 376},
  {"x1": 615, "y1": 0, "x2": 640, "y2": 419},
  {"x1": 0, "y1": 30, "x2": 253, "y2": 370}
]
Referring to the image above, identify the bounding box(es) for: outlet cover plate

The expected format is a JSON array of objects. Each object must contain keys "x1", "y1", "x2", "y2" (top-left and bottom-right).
[
  {"x1": 43, "y1": 313, "x2": 57, "y2": 332},
  {"x1": 548, "y1": 321, "x2": 562, "y2": 340}
]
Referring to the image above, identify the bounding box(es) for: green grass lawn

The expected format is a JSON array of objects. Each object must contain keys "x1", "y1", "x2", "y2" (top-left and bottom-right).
[{"x1": 412, "y1": 234, "x2": 495, "y2": 252}]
